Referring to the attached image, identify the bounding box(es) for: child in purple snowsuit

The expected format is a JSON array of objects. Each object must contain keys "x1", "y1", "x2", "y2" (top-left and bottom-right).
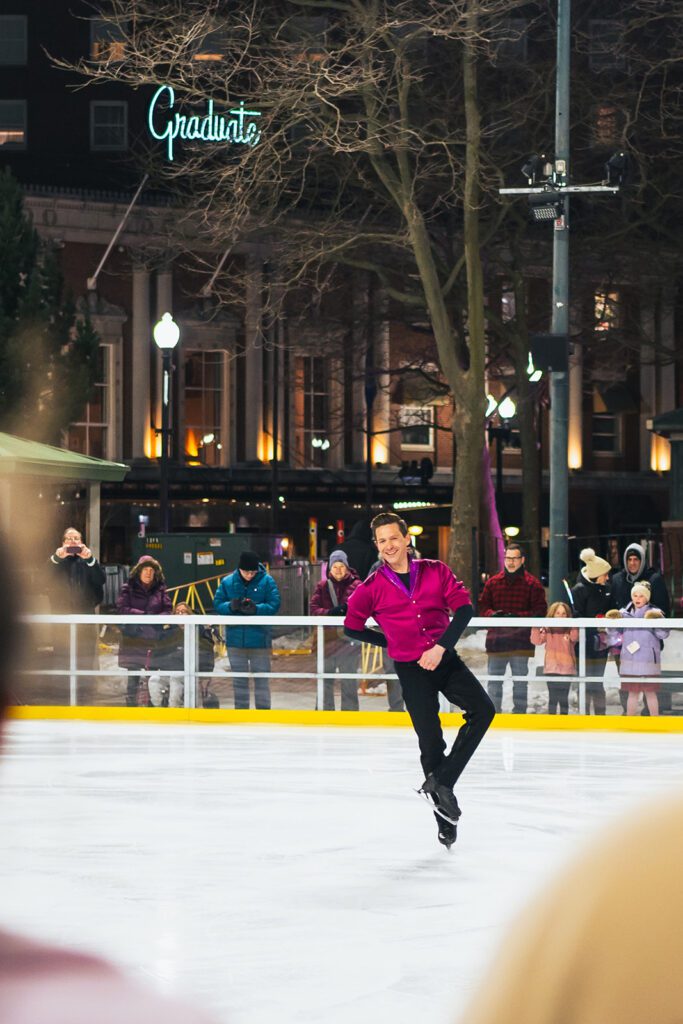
[{"x1": 606, "y1": 580, "x2": 669, "y2": 717}]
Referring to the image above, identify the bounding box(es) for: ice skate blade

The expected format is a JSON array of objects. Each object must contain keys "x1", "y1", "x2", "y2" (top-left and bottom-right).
[{"x1": 415, "y1": 788, "x2": 461, "y2": 827}]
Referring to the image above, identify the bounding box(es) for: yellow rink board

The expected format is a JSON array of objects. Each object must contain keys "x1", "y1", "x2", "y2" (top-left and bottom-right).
[{"x1": 7, "y1": 706, "x2": 683, "y2": 733}]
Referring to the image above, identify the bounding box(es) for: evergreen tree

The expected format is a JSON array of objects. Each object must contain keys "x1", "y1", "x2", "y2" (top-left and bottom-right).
[{"x1": 0, "y1": 169, "x2": 100, "y2": 444}]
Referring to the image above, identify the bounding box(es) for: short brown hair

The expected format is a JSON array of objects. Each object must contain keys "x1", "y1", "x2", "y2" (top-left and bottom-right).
[
  {"x1": 505, "y1": 543, "x2": 525, "y2": 557},
  {"x1": 370, "y1": 512, "x2": 408, "y2": 538}
]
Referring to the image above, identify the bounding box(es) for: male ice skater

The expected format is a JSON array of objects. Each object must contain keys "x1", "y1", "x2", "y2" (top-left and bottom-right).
[{"x1": 344, "y1": 512, "x2": 495, "y2": 848}]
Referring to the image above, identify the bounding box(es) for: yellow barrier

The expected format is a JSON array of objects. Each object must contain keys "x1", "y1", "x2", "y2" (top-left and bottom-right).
[{"x1": 8, "y1": 706, "x2": 683, "y2": 732}]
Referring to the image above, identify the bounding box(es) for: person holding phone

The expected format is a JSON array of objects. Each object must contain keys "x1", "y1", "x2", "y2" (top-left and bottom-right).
[{"x1": 48, "y1": 527, "x2": 106, "y2": 694}]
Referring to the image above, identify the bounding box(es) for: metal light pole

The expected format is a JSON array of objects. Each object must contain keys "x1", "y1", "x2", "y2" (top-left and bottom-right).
[
  {"x1": 548, "y1": 0, "x2": 571, "y2": 602},
  {"x1": 153, "y1": 312, "x2": 180, "y2": 534}
]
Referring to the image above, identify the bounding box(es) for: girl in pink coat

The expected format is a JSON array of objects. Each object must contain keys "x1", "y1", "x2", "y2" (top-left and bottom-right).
[{"x1": 531, "y1": 601, "x2": 578, "y2": 715}]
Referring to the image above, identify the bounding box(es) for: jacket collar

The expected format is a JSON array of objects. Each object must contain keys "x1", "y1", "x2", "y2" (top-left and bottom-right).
[{"x1": 379, "y1": 557, "x2": 421, "y2": 598}]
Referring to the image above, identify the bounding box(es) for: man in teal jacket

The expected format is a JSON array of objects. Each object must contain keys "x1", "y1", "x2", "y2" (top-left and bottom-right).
[{"x1": 213, "y1": 551, "x2": 281, "y2": 708}]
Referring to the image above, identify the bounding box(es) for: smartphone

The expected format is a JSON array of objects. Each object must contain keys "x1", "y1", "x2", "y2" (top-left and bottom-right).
[{"x1": 66, "y1": 545, "x2": 83, "y2": 555}]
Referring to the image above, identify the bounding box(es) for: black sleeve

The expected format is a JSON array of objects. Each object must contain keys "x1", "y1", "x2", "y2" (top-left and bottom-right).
[
  {"x1": 438, "y1": 604, "x2": 474, "y2": 650},
  {"x1": 343, "y1": 626, "x2": 388, "y2": 648}
]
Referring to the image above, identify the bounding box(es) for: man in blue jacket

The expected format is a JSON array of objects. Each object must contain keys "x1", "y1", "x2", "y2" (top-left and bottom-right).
[{"x1": 213, "y1": 551, "x2": 281, "y2": 709}]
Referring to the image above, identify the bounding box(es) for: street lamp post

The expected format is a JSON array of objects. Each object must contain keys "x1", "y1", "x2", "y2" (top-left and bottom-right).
[{"x1": 153, "y1": 312, "x2": 180, "y2": 534}]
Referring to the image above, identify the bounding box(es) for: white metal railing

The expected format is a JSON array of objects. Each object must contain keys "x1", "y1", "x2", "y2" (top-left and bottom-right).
[{"x1": 17, "y1": 614, "x2": 683, "y2": 714}]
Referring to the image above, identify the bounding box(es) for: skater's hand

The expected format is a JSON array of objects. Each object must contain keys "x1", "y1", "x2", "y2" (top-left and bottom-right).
[{"x1": 418, "y1": 644, "x2": 445, "y2": 671}]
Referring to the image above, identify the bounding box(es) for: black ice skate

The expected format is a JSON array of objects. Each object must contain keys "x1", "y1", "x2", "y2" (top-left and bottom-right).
[{"x1": 418, "y1": 772, "x2": 461, "y2": 827}]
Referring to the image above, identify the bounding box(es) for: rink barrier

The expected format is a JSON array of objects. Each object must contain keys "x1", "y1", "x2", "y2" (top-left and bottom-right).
[{"x1": 13, "y1": 613, "x2": 683, "y2": 730}]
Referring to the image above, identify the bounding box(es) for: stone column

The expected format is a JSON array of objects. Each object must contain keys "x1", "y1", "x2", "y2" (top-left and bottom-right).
[
  {"x1": 86, "y1": 482, "x2": 101, "y2": 560},
  {"x1": 568, "y1": 343, "x2": 583, "y2": 469},
  {"x1": 640, "y1": 297, "x2": 656, "y2": 471},
  {"x1": 244, "y1": 256, "x2": 264, "y2": 462},
  {"x1": 372, "y1": 289, "x2": 391, "y2": 466},
  {"x1": 131, "y1": 267, "x2": 151, "y2": 459}
]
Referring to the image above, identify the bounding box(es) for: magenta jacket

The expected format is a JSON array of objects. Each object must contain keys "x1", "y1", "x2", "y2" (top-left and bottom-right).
[{"x1": 344, "y1": 558, "x2": 471, "y2": 662}]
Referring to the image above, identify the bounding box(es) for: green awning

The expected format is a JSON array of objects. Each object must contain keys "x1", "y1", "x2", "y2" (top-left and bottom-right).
[{"x1": 0, "y1": 432, "x2": 129, "y2": 482}]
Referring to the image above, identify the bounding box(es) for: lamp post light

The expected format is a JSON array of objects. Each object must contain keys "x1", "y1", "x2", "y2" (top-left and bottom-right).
[
  {"x1": 488, "y1": 397, "x2": 516, "y2": 512},
  {"x1": 153, "y1": 312, "x2": 180, "y2": 534}
]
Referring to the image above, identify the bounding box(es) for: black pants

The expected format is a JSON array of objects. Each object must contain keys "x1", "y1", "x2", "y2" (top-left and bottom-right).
[
  {"x1": 394, "y1": 651, "x2": 495, "y2": 788},
  {"x1": 547, "y1": 676, "x2": 570, "y2": 715}
]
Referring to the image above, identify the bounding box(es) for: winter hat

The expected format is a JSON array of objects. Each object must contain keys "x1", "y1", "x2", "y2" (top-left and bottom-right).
[
  {"x1": 624, "y1": 543, "x2": 646, "y2": 582},
  {"x1": 631, "y1": 580, "x2": 652, "y2": 600},
  {"x1": 328, "y1": 550, "x2": 349, "y2": 569},
  {"x1": 580, "y1": 547, "x2": 611, "y2": 581},
  {"x1": 238, "y1": 550, "x2": 260, "y2": 572},
  {"x1": 133, "y1": 555, "x2": 163, "y2": 577}
]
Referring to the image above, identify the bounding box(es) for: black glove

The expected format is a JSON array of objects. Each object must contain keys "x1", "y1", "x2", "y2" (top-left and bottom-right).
[
  {"x1": 241, "y1": 598, "x2": 257, "y2": 614},
  {"x1": 326, "y1": 606, "x2": 346, "y2": 616},
  {"x1": 229, "y1": 598, "x2": 243, "y2": 613}
]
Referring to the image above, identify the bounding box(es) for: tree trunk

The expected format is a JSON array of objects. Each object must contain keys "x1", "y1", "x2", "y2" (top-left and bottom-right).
[{"x1": 447, "y1": 6, "x2": 486, "y2": 592}]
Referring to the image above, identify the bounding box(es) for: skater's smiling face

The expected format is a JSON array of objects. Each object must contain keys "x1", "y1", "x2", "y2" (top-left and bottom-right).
[{"x1": 374, "y1": 523, "x2": 411, "y2": 570}]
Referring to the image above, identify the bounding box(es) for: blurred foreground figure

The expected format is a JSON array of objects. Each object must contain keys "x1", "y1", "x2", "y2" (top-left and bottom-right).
[
  {"x1": 460, "y1": 796, "x2": 683, "y2": 1024},
  {"x1": 0, "y1": 546, "x2": 215, "y2": 1024}
]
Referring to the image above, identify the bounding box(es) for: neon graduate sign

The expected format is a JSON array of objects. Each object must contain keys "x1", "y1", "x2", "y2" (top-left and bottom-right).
[{"x1": 148, "y1": 84, "x2": 262, "y2": 162}]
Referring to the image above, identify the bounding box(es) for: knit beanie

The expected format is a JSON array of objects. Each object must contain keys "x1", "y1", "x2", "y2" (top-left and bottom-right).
[
  {"x1": 238, "y1": 550, "x2": 260, "y2": 571},
  {"x1": 631, "y1": 580, "x2": 652, "y2": 601},
  {"x1": 328, "y1": 550, "x2": 349, "y2": 569},
  {"x1": 580, "y1": 547, "x2": 611, "y2": 581}
]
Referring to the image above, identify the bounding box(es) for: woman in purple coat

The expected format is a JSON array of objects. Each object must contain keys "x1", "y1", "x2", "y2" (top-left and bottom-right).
[
  {"x1": 116, "y1": 556, "x2": 173, "y2": 706},
  {"x1": 310, "y1": 551, "x2": 362, "y2": 711},
  {"x1": 607, "y1": 580, "x2": 669, "y2": 717}
]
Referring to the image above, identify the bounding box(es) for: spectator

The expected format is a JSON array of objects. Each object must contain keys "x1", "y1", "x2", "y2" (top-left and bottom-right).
[
  {"x1": 48, "y1": 527, "x2": 106, "y2": 689},
  {"x1": 116, "y1": 556, "x2": 172, "y2": 707},
  {"x1": 611, "y1": 542, "x2": 670, "y2": 616},
  {"x1": 213, "y1": 550, "x2": 281, "y2": 709},
  {"x1": 0, "y1": 542, "x2": 215, "y2": 1024},
  {"x1": 458, "y1": 794, "x2": 683, "y2": 1024},
  {"x1": 310, "y1": 550, "x2": 361, "y2": 711},
  {"x1": 611, "y1": 543, "x2": 672, "y2": 715},
  {"x1": 338, "y1": 519, "x2": 377, "y2": 580},
  {"x1": 531, "y1": 601, "x2": 578, "y2": 715},
  {"x1": 606, "y1": 581, "x2": 669, "y2": 717},
  {"x1": 150, "y1": 603, "x2": 221, "y2": 709},
  {"x1": 479, "y1": 544, "x2": 547, "y2": 714},
  {"x1": 570, "y1": 548, "x2": 616, "y2": 715}
]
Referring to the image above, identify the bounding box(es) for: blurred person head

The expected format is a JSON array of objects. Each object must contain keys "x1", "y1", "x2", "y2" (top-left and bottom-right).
[
  {"x1": 503, "y1": 544, "x2": 525, "y2": 573},
  {"x1": 631, "y1": 581, "x2": 651, "y2": 608},
  {"x1": 328, "y1": 550, "x2": 350, "y2": 581},
  {"x1": 174, "y1": 602, "x2": 192, "y2": 616},
  {"x1": 460, "y1": 794, "x2": 683, "y2": 1024},
  {"x1": 237, "y1": 550, "x2": 260, "y2": 581},
  {"x1": 547, "y1": 601, "x2": 571, "y2": 619},
  {"x1": 579, "y1": 547, "x2": 611, "y2": 585},
  {"x1": 130, "y1": 556, "x2": 164, "y2": 589}
]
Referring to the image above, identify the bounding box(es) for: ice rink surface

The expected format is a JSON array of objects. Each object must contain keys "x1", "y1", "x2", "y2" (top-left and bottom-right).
[{"x1": 0, "y1": 721, "x2": 682, "y2": 1024}]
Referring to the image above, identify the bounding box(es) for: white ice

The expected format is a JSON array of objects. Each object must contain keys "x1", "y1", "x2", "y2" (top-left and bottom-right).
[{"x1": 0, "y1": 721, "x2": 682, "y2": 1024}]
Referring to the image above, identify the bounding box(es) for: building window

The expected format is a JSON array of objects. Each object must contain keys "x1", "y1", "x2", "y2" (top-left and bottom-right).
[
  {"x1": 399, "y1": 406, "x2": 435, "y2": 450},
  {"x1": 592, "y1": 104, "x2": 622, "y2": 148},
  {"x1": 183, "y1": 350, "x2": 224, "y2": 466},
  {"x1": 301, "y1": 356, "x2": 328, "y2": 467},
  {"x1": 0, "y1": 100, "x2": 27, "y2": 149},
  {"x1": 592, "y1": 412, "x2": 622, "y2": 455},
  {"x1": 65, "y1": 346, "x2": 110, "y2": 459},
  {"x1": 493, "y1": 18, "x2": 528, "y2": 63},
  {"x1": 501, "y1": 282, "x2": 516, "y2": 322},
  {"x1": 90, "y1": 101, "x2": 127, "y2": 151},
  {"x1": 89, "y1": 18, "x2": 127, "y2": 62},
  {"x1": 594, "y1": 289, "x2": 620, "y2": 332},
  {"x1": 589, "y1": 21, "x2": 626, "y2": 72},
  {"x1": 0, "y1": 15, "x2": 27, "y2": 65}
]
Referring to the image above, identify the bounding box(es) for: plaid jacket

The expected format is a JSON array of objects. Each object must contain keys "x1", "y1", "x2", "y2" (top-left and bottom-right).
[{"x1": 479, "y1": 570, "x2": 547, "y2": 653}]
